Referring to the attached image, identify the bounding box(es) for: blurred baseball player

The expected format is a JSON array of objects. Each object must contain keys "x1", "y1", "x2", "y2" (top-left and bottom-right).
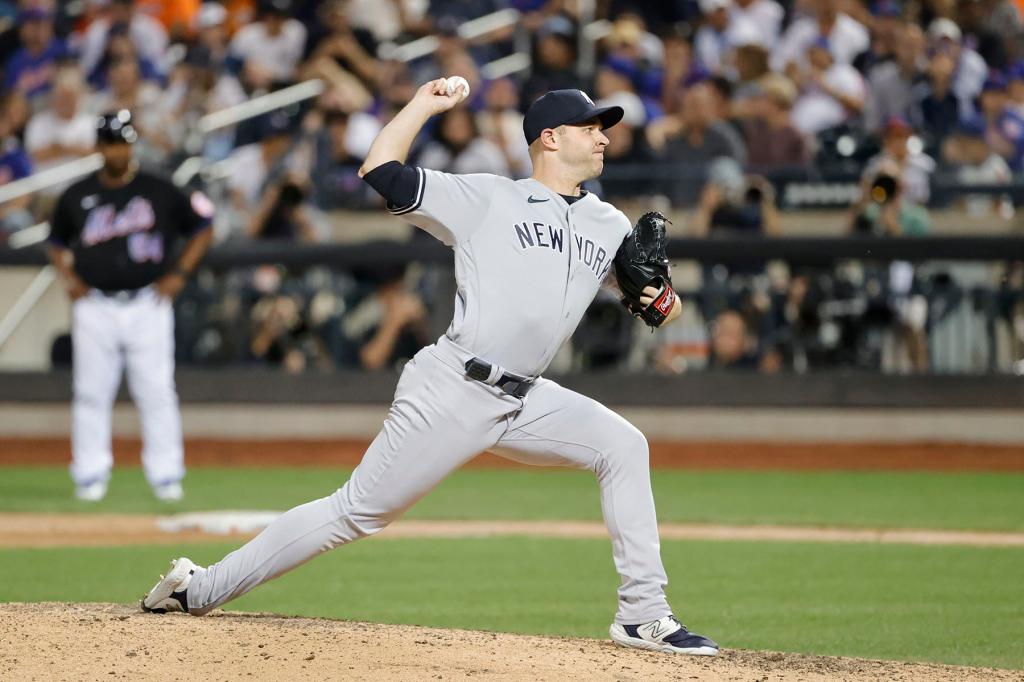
[
  {"x1": 142, "y1": 81, "x2": 718, "y2": 656},
  {"x1": 47, "y1": 110, "x2": 214, "y2": 502}
]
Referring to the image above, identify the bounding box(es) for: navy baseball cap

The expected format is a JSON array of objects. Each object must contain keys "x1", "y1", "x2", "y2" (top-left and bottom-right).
[
  {"x1": 96, "y1": 110, "x2": 138, "y2": 144},
  {"x1": 523, "y1": 89, "x2": 623, "y2": 145}
]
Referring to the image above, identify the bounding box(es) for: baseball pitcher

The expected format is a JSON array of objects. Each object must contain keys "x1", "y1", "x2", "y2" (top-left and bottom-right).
[{"x1": 142, "y1": 81, "x2": 717, "y2": 656}]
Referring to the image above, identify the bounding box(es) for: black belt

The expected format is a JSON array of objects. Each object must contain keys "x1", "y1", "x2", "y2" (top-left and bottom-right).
[
  {"x1": 464, "y1": 358, "x2": 534, "y2": 399},
  {"x1": 97, "y1": 288, "x2": 144, "y2": 302}
]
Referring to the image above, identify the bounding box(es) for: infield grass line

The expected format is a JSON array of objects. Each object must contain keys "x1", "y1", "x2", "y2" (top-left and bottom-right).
[{"x1": 1, "y1": 466, "x2": 1022, "y2": 531}]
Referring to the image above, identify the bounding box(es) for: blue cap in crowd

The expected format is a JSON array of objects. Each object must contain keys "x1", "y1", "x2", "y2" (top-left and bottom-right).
[
  {"x1": 870, "y1": 0, "x2": 902, "y2": 17},
  {"x1": 957, "y1": 116, "x2": 987, "y2": 138},
  {"x1": 683, "y1": 65, "x2": 711, "y2": 88},
  {"x1": 982, "y1": 72, "x2": 1007, "y2": 92},
  {"x1": 523, "y1": 89, "x2": 623, "y2": 145},
  {"x1": 17, "y1": 7, "x2": 52, "y2": 23}
]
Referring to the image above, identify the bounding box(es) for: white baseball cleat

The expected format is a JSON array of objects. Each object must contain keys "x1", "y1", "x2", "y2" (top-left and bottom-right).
[
  {"x1": 141, "y1": 558, "x2": 199, "y2": 614},
  {"x1": 610, "y1": 615, "x2": 719, "y2": 655},
  {"x1": 153, "y1": 482, "x2": 183, "y2": 502},
  {"x1": 75, "y1": 480, "x2": 108, "y2": 502}
]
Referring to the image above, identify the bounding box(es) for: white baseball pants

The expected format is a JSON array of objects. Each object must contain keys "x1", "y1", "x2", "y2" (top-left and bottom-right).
[
  {"x1": 70, "y1": 287, "x2": 184, "y2": 488},
  {"x1": 187, "y1": 336, "x2": 672, "y2": 625}
]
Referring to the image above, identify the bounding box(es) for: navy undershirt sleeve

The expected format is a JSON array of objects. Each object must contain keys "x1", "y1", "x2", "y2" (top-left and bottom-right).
[{"x1": 362, "y1": 161, "x2": 421, "y2": 212}]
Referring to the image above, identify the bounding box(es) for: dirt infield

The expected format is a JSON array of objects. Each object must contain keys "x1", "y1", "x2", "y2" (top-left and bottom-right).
[
  {"x1": 3, "y1": 437, "x2": 1024, "y2": 471},
  {"x1": 2, "y1": 513, "x2": 1023, "y2": 549},
  {"x1": 0, "y1": 602, "x2": 1016, "y2": 681}
]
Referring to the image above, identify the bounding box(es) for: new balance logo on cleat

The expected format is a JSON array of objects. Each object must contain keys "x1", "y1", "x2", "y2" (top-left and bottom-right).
[{"x1": 609, "y1": 615, "x2": 719, "y2": 656}]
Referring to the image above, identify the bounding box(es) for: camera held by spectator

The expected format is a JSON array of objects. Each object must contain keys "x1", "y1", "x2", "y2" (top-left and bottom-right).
[{"x1": 691, "y1": 157, "x2": 781, "y2": 237}]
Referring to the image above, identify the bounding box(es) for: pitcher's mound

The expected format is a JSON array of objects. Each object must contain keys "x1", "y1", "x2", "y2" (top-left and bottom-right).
[{"x1": 0, "y1": 603, "x2": 1013, "y2": 681}]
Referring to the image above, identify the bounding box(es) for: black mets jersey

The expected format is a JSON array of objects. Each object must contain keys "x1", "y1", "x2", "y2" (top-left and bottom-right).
[{"x1": 49, "y1": 171, "x2": 214, "y2": 291}]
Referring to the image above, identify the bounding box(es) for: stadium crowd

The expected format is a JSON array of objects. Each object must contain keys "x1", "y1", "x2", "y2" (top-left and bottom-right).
[{"x1": 1, "y1": 0, "x2": 1022, "y2": 374}]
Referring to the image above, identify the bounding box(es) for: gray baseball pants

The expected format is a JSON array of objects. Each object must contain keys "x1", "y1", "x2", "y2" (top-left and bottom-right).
[{"x1": 187, "y1": 336, "x2": 672, "y2": 624}]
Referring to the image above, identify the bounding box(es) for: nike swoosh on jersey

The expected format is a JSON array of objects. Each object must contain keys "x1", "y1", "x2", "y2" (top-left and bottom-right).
[{"x1": 527, "y1": 196, "x2": 549, "y2": 203}]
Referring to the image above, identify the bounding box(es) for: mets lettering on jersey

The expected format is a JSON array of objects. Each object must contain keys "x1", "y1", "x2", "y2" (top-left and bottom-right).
[
  {"x1": 391, "y1": 167, "x2": 632, "y2": 376},
  {"x1": 82, "y1": 197, "x2": 156, "y2": 246},
  {"x1": 49, "y1": 171, "x2": 213, "y2": 291}
]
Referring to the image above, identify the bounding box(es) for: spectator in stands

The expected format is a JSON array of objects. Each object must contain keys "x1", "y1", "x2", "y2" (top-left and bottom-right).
[
  {"x1": 192, "y1": 2, "x2": 231, "y2": 71},
  {"x1": 246, "y1": 173, "x2": 321, "y2": 241},
  {"x1": 691, "y1": 157, "x2": 781, "y2": 236},
  {"x1": 595, "y1": 91, "x2": 659, "y2": 201},
  {"x1": 926, "y1": 17, "x2": 987, "y2": 119},
  {"x1": 0, "y1": 95, "x2": 34, "y2": 235},
  {"x1": 707, "y1": 309, "x2": 761, "y2": 369},
  {"x1": 152, "y1": 0, "x2": 202, "y2": 43},
  {"x1": 915, "y1": 50, "x2": 961, "y2": 149},
  {"x1": 864, "y1": 116, "x2": 935, "y2": 206},
  {"x1": 249, "y1": 288, "x2": 311, "y2": 373},
  {"x1": 416, "y1": 107, "x2": 510, "y2": 176},
  {"x1": 1009, "y1": 62, "x2": 1024, "y2": 117},
  {"x1": 309, "y1": 109, "x2": 377, "y2": 210},
  {"x1": 732, "y1": 38, "x2": 771, "y2": 100},
  {"x1": 346, "y1": 0, "x2": 427, "y2": 43},
  {"x1": 978, "y1": 74, "x2": 1024, "y2": 171},
  {"x1": 337, "y1": 265, "x2": 430, "y2": 371},
  {"x1": 226, "y1": 111, "x2": 304, "y2": 234},
  {"x1": 852, "y1": 0, "x2": 903, "y2": 74},
  {"x1": 229, "y1": 0, "x2": 307, "y2": 85},
  {"x1": 958, "y1": 0, "x2": 1010, "y2": 71},
  {"x1": 864, "y1": 22, "x2": 926, "y2": 134},
  {"x1": 647, "y1": 80, "x2": 747, "y2": 205},
  {"x1": 771, "y1": 0, "x2": 869, "y2": 71},
  {"x1": 942, "y1": 116, "x2": 1015, "y2": 217},
  {"x1": 601, "y1": 11, "x2": 665, "y2": 68},
  {"x1": 848, "y1": 157, "x2": 930, "y2": 237},
  {"x1": 730, "y1": 0, "x2": 783, "y2": 49},
  {"x1": 658, "y1": 30, "x2": 693, "y2": 116},
  {"x1": 2, "y1": 4, "x2": 68, "y2": 102},
  {"x1": 741, "y1": 74, "x2": 810, "y2": 171},
  {"x1": 790, "y1": 38, "x2": 867, "y2": 135},
  {"x1": 90, "y1": 59, "x2": 175, "y2": 166},
  {"x1": 78, "y1": 0, "x2": 168, "y2": 80},
  {"x1": 476, "y1": 77, "x2": 532, "y2": 178},
  {"x1": 979, "y1": 0, "x2": 1024, "y2": 62},
  {"x1": 707, "y1": 75, "x2": 747, "y2": 146},
  {"x1": 302, "y1": 0, "x2": 380, "y2": 91},
  {"x1": 86, "y1": 21, "x2": 163, "y2": 90},
  {"x1": 521, "y1": 15, "x2": 583, "y2": 109},
  {"x1": 23, "y1": 67, "x2": 96, "y2": 183},
  {"x1": 694, "y1": 0, "x2": 740, "y2": 74}
]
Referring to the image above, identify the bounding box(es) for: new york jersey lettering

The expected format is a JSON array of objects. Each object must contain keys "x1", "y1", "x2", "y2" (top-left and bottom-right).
[
  {"x1": 574, "y1": 234, "x2": 611, "y2": 279},
  {"x1": 513, "y1": 222, "x2": 564, "y2": 253}
]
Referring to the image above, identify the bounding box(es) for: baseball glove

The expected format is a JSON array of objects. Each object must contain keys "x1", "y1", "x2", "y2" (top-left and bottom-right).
[{"x1": 613, "y1": 211, "x2": 676, "y2": 328}]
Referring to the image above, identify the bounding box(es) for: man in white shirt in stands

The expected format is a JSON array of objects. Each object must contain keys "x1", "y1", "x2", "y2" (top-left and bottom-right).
[
  {"x1": 771, "y1": 0, "x2": 868, "y2": 71},
  {"x1": 24, "y1": 67, "x2": 97, "y2": 196},
  {"x1": 229, "y1": 0, "x2": 307, "y2": 84},
  {"x1": 730, "y1": 0, "x2": 784, "y2": 49},
  {"x1": 790, "y1": 37, "x2": 866, "y2": 135}
]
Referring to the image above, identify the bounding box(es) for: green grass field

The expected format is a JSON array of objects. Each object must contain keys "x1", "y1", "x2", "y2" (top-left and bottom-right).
[
  {"x1": 2, "y1": 466, "x2": 1023, "y2": 530},
  {"x1": 1, "y1": 539, "x2": 1021, "y2": 669},
  {"x1": 2, "y1": 465, "x2": 1023, "y2": 669}
]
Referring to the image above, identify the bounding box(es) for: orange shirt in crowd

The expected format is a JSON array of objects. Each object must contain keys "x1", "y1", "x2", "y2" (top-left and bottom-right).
[{"x1": 140, "y1": 0, "x2": 201, "y2": 37}]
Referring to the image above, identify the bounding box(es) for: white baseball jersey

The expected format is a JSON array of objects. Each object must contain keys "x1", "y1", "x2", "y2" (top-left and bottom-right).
[{"x1": 392, "y1": 169, "x2": 632, "y2": 376}]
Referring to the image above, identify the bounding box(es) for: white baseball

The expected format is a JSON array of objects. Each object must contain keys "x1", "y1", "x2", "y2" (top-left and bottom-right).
[{"x1": 445, "y1": 76, "x2": 470, "y2": 102}]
